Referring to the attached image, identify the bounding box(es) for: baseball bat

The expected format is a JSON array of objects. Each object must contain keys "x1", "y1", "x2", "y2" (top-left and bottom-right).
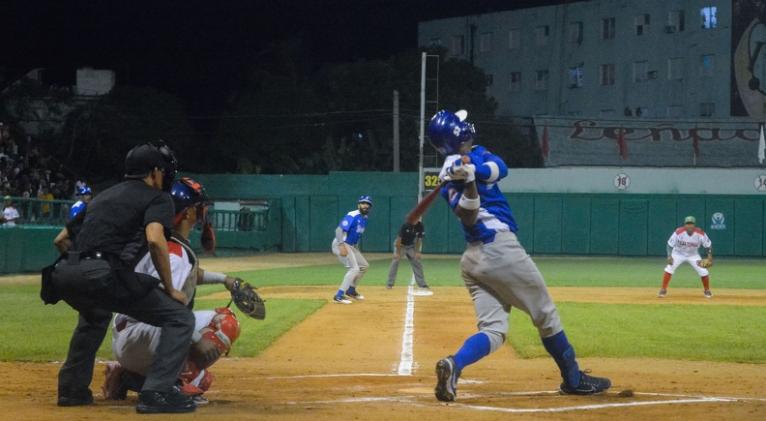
[
  {"x1": 404, "y1": 155, "x2": 471, "y2": 224},
  {"x1": 405, "y1": 183, "x2": 443, "y2": 225}
]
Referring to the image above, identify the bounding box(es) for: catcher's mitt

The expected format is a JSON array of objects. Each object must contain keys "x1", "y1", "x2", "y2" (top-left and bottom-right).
[
  {"x1": 230, "y1": 278, "x2": 265, "y2": 320},
  {"x1": 698, "y1": 259, "x2": 713, "y2": 268}
]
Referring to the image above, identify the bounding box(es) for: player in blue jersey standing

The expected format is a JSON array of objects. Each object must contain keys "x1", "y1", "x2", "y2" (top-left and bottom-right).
[
  {"x1": 427, "y1": 110, "x2": 611, "y2": 401},
  {"x1": 331, "y1": 195, "x2": 373, "y2": 304}
]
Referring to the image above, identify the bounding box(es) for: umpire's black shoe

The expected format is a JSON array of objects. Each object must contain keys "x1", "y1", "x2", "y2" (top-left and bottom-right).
[
  {"x1": 136, "y1": 389, "x2": 196, "y2": 414},
  {"x1": 57, "y1": 389, "x2": 94, "y2": 406},
  {"x1": 559, "y1": 371, "x2": 611, "y2": 395}
]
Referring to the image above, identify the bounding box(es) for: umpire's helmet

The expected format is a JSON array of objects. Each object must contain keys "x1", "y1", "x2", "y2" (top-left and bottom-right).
[
  {"x1": 170, "y1": 177, "x2": 210, "y2": 223},
  {"x1": 124, "y1": 140, "x2": 178, "y2": 192},
  {"x1": 427, "y1": 109, "x2": 476, "y2": 155}
]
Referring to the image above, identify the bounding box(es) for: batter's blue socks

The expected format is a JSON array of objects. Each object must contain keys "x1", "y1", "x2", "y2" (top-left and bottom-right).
[
  {"x1": 335, "y1": 289, "x2": 345, "y2": 299},
  {"x1": 346, "y1": 286, "x2": 357, "y2": 296},
  {"x1": 453, "y1": 332, "x2": 491, "y2": 371},
  {"x1": 542, "y1": 330, "x2": 581, "y2": 387}
]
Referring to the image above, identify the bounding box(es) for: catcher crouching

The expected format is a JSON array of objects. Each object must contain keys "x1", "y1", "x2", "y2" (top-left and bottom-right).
[{"x1": 103, "y1": 177, "x2": 265, "y2": 404}]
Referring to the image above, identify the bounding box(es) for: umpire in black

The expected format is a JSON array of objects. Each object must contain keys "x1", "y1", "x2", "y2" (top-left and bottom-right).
[{"x1": 50, "y1": 142, "x2": 196, "y2": 414}]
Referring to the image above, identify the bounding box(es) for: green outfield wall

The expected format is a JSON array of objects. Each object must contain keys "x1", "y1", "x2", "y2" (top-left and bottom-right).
[
  {"x1": 189, "y1": 170, "x2": 766, "y2": 258},
  {"x1": 2, "y1": 169, "x2": 765, "y2": 273}
]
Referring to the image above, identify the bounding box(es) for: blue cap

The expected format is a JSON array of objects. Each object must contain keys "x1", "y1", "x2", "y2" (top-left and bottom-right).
[
  {"x1": 68, "y1": 201, "x2": 86, "y2": 221},
  {"x1": 358, "y1": 195, "x2": 373, "y2": 206},
  {"x1": 427, "y1": 109, "x2": 476, "y2": 155},
  {"x1": 77, "y1": 186, "x2": 92, "y2": 196}
]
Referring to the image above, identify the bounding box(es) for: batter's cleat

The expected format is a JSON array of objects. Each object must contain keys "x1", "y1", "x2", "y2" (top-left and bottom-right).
[
  {"x1": 57, "y1": 389, "x2": 94, "y2": 407},
  {"x1": 657, "y1": 288, "x2": 667, "y2": 298},
  {"x1": 413, "y1": 287, "x2": 434, "y2": 296},
  {"x1": 386, "y1": 285, "x2": 393, "y2": 289},
  {"x1": 333, "y1": 295, "x2": 352, "y2": 304},
  {"x1": 704, "y1": 290, "x2": 713, "y2": 298},
  {"x1": 136, "y1": 388, "x2": 196, "y2": 414},
  {"x1": 559, "y1": 371, "x2": 611, "y2": 395},
  {"x1": 346, "y1": 290, "x2": 365, "y2": 300},
  {"x1": 102, "y1": 361, "x2": 128, "y2": 400},
  {"x1": 435, "y1": 356, "x2": 460, "y2": 402}
]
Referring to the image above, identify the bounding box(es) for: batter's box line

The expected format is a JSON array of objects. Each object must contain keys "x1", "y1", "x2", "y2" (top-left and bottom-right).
[{"x1": 282, "y1": 391, "x2": 764, "y2": 414}]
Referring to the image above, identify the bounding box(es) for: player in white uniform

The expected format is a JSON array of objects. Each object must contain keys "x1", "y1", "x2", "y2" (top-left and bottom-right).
[
  {"x1": 103, "y1": 177, "x2": 241, "y2": 404},
  {"x1": 658, "y1": 216, "x2": 713, "y2": 298}
]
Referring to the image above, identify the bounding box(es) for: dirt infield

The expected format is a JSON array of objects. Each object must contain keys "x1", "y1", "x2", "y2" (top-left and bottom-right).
[{"x1": 1, "y1": 259, "x2": 764, "y2": 419}]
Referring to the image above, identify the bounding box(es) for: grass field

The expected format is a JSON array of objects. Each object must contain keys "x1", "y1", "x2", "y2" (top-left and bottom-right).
[
  {"x1": 233, "y1": 255, "x2": 766, "y2": 289},
  {"x1": 3, "y1": 255, "x2": 765, "y2": 364},
  {"x1": 508, "y1": 303, "x2": 766, "y2": 363},
  {"x1": 0, "y1": 283, "x2": 323, "y2": 361}
]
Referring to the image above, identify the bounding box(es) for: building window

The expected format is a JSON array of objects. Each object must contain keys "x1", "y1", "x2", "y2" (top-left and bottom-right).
[
  {"x1": 666, "y1": 10, "x2": 685, "y2": 32},
  {"x1": 508, "y1": 29, "x2": 520, "y2": 50},
  {"x1": 700, "y1": 102, "x2": 715, "y2": 117},
  {"x1": 535, "y1": 25, "x2": 550, "y2": 46},
  {"x1": 569, "y1": 21, "x2": 583, "y2": 44},
  {"x1": 635, "y1": 14, "x2": 651, "y2": 36},
  {"x1": 568, "y1": 65, "x2": 584, "y2": 88},
  {"x1": 602, "y1": 17, "x2": 616, "y2": 40},
  {"x1": 701, "y1": 6, "x2": 717, "y2": 29},
  {"x1": 667, "y1": 105, "x2": 683, "y2": 117},
  {"x1": 479, "y1": 32, "x2": 492, "y2": 53},
  {"x1": 668, "y1": 57, "x2": 683, "y2": 80},
  {"x1": 599, "y1": 63, "x2": 615, "y2": 86},
  {"x1": 535, "y1": 70, "x2": 549, "y2": 90},
  {"x1": 451, "y1": 35, "x2": 465, "y2": 56},
  {"x1": 701, "y1": 54, "x2": 714, "y2": 76},
  {"x1": 509, "y1": 72, "x2": 522, "y2": 92},
  {"x1": 633, "y1": 60, "x2": 649, "y2": 82},
  {"x1": 429, "y1": 38, "x2": 442, "y2": 46}
]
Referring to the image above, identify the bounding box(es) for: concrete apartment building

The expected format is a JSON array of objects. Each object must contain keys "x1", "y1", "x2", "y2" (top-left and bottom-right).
[{"x1": 418, "y1": 0, "x2": 765, "y2": 121}]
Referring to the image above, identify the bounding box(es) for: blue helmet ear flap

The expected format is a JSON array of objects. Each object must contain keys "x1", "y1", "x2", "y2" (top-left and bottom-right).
[{"x1": 427, "y1": 109, "x2": 476, "y2": 155}]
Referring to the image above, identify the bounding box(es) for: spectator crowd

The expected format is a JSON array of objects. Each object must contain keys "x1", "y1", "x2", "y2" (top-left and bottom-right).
[{"x1": 1, "y1": 122, "x2": 87, "y2": 226}]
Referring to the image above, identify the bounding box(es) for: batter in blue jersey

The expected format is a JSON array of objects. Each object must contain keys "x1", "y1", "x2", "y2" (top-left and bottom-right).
[
  {"x1": 428, "y1": 109, "x2": 611, "y2": 402},
  {"x1": 331, "y1": 195, "x2": 373, "y2": 304}
]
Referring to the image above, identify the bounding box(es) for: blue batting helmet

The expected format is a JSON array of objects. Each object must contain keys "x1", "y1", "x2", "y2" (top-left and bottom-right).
[
  {"x1": 427, "y1": 109, "x2": 476, "y2": 155},
  {"x1": 170, "y1": 177, "x2": 210, "y2": 217},
  {"x1": 358, "y1": 195, "x2": 373, "y2": 206},
  {"x1": 68, "y1": 200, "x2": 86, "y2": 221},
  {"x1": 76, "y1": 186, "x2": 92, "y2": 196}
]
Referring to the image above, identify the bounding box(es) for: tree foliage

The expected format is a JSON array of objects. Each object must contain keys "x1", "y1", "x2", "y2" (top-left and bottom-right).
[{"x1": 213, "y1": 45, "x2": 537, "y2": 174}]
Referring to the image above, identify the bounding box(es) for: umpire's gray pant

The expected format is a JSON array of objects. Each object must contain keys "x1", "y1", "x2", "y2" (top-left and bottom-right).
[{"x1": 387, "y1": 245, "x2": 427, "y2": 287}]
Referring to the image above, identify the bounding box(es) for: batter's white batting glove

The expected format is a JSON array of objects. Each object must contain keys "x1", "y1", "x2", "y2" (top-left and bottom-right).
[{"x1": 447, "y1": 161, "x2": 476, "y2": 183}]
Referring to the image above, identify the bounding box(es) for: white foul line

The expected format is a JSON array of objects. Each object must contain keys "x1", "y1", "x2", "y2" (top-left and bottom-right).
[
  {"x1": 397, "y1": 278, "x2": 416, "y2": 376},
  {"x1": 449, "y1": 397, "x2": 734, "y2": 414}
]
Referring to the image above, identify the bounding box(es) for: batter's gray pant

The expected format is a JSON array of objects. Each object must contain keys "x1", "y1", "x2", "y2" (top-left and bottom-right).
[
  {"x1": 461, "y1": 231, "x2": 562, "y2": 351},
  {"x1": 332, "y1": 239, "x2": 369, "y2": 292},
  {"x1": 387, "y1": 245, "x2": 427, "y2": 288}
]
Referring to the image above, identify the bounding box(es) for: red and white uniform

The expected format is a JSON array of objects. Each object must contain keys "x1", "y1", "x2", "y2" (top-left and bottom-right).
[
  {"x1": 664, "y1": 227, "x2": 712, "y2": 276},
  {"x1": 111, "y1": 238, "x2": 236, "y2": 392}
]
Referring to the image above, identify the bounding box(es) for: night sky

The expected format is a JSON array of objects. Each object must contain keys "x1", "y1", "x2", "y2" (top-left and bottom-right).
[{"x1": 4, "y1": 0, "x2": 569, "y2": 116}]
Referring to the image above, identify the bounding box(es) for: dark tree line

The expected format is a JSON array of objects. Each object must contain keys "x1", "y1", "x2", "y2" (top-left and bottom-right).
[{"x1": 2, "y1": 45, "x2": 542, "y2": 179}]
